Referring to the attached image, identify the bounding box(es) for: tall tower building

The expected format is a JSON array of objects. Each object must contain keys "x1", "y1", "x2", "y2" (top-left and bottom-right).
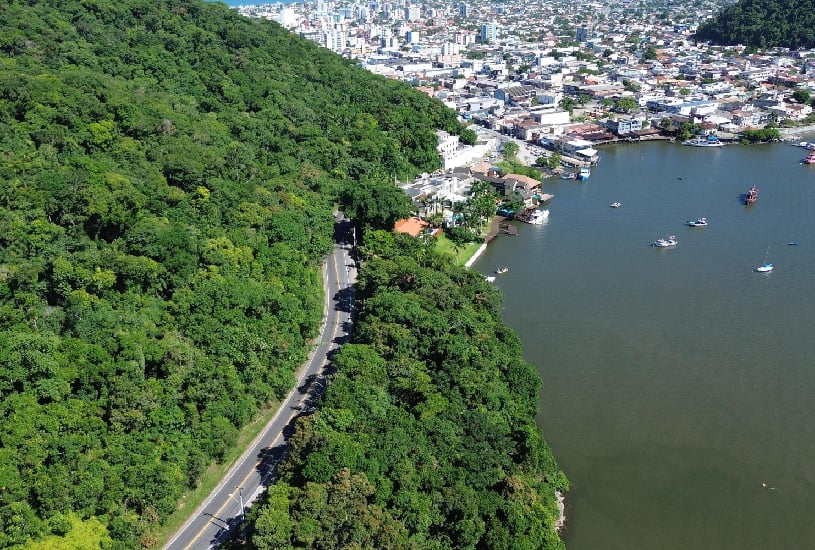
[{"x1": 480, "y1": 21, "x2": 498, "y2": 44}]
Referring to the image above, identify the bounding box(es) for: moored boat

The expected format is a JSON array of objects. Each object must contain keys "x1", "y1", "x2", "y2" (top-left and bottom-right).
[
  {"x1": 745, "y1": 185, "x2": 758, "y2": 205},
  {"x1": 755, "y1": 246, "x2": 773, "y2": 272},
  {"x1": 683, "y1": 135, "x2": 723, "y2": 147},
  {"x1": 516, "y1": 208, "x2": 549, "y2": 225},
  {"x1": 578, "y1": 166, "x2": 591, "y2": 181},
  {"x1": 801, "y1": 151, "x2": 815, "y2": 165},
  {"x1": 686, "y1": 217, "x2": 707, "y2": 227},
  {"x1": 653, "y1": 235, "x2": 678, "y2": 247}
]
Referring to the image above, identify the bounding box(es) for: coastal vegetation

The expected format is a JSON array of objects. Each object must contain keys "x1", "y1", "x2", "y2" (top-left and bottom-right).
[
  {"x1": 694, "y1": 0, "x2": 815, "y2": 49},
  {"x1": 739, "y1": 128, "x2": 782, "y2": 143},
  {"x1": 0, "y1": 0, "x2": 470, "y2": 546},
  {"x1": 249, "y1": 230, "x2": 568, "y2": 549}
]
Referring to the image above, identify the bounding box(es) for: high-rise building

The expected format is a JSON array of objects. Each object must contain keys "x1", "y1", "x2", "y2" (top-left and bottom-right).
[
  {"x1": 404, "y1": 5, "x2": 421, "y2": 21},
  {"x1": 459, "y1": 3, "x2": 467, "y2": 17},
  {"x1": 480, "y1": 21, "x2": 497, "y2": 44}
]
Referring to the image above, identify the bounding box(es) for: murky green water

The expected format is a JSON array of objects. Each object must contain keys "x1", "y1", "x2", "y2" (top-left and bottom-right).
[{"x1": 474, "y1": 139, "x2": 815, "y2": 549}]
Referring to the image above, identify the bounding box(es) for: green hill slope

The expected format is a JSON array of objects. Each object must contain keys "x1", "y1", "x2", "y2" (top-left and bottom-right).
[
  {"x1": 250, "y1": 232, "x2": 568, "y2": 549},
  {"x1": 694, "y1": 0, "x2": 815, "y2": 48},
  {"x1": 0, "y1": 0, "x2": 463, "y2": 547}
]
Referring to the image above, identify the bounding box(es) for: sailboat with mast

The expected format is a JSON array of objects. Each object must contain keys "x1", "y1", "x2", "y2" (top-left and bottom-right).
[{"x1": 755, "y1": 246, "x2": 773, "y2": 272}]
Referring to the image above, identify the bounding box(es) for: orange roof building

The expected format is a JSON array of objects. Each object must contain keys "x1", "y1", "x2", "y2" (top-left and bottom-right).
[{"x1": 393, "y1": 217, "x2": 430, "y2": 237}]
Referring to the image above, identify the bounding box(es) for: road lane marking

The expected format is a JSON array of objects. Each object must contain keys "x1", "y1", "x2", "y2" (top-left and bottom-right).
[{"x1": 176, "y1": 246, "x2": 347, "y2": 550}]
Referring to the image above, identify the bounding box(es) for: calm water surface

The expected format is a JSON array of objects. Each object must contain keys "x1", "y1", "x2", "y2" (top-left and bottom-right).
[{"x1": 475, "y1": 140, "x2": 815, "y2": 550}]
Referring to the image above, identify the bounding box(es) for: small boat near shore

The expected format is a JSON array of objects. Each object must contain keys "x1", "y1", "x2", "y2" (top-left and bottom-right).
[
  {"x1": 683, "y1": 135, "x2": 723, "y2": 147},
  {"x1": 801, "y1": 151, "x2": 815, "y2": 165},
  {"x1": 578, "y1": 166, "x2": 591, "y2": 181},
  {"x1": 515, "y1": 208, "x2": 549, "y2": 225},
  {"x1": 745, "y1": 185, "x2": 759, "y2": 205},
  {"x1": 653, "y1": 235, "x2": 678, "y2": 247},
  {"x1": 495, "y1": 267, "x2": 508, "y2": 274},
  {"x1": 687, "y1": 217, "x2": 707, "y2": 227}
]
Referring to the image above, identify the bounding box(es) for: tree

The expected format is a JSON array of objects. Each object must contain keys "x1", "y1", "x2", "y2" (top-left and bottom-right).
[
  {"x1": 793, "y1": 89, "x2": 812, "y2": 105},
  {"x1": 559, "y1": 97, "x2": 577, "y2": 113},
  {"x1": 340, "y1": 178, "x2": 413, "y2": 233},
  {"x1": 459, "y1": 128, "x2": 478, "y2": 145},
  {"x1": 502, "y1": 141, "x2": 519, "y2": 160},
  {"x1": 614, "y1": 96, "x2": 638, "y2": 113}
]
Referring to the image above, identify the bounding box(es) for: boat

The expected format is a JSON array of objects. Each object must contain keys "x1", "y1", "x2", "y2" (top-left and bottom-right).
[
  {"x1": 495, "y1": 267, "x2": 509, "y2": 274},
  {"x1": 801, "y1": 151, "x2": 815, "y2": 165},
  {"x1": 610, "y1": 202, "x2": 621, "y2": 208},
  {"x1": 516, "y1": 208, "x2": 549, "y2": 225},
  {"x1": 561, "y1": 172, "x2": 577, "y2": 180},
  {"x1": 653, "y1": 235, "x2": 678, "y2": 247},
  {"x1": 485, "y1": 276, "x2": 496, "y2": 283},
  {"x1": 755, "y1": 247, "x2": 773, "y2": 272},
  {"x1": 745, "y1": 185, "x2": 758, "y2": 205},
  {"x1": 683, "y1": 135, "x2": 723, "y2": 147},
  {"x1": 686, "y1": 217, "x2": 707, "y2": 227},
  {"x1": 578, "y1": 166, "x2": 591, "y2": 181}
]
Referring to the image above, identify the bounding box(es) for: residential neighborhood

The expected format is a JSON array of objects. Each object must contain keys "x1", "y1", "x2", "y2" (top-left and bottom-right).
[{"x1": 234, "y1": 0, "x2": 815, "y2": 223}]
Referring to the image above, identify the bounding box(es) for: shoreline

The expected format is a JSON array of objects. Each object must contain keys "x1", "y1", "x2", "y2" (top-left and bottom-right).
[
  {"x1": 463, "y1": 242, "x2": 488, "y2": 268},
  {"x1": 463, "y1": 226, "x2": 568, "y2": 538}
]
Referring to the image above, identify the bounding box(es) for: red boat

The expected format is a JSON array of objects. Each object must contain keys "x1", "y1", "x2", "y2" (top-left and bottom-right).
[
  {"x1": 802, "y1": 151, "x2": 815, "y2": 165},
  {"x1": 745, "y1": 185, "x2": 758, "y2": 205}
]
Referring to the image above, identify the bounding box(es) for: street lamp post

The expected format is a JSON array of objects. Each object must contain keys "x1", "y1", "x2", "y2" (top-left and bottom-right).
[{"x1": 229, "y1": 487, "x2": 245, "y2": 522}]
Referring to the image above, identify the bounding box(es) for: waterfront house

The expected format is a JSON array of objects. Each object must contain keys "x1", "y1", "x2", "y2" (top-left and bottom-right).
[
  {"x1": 605, "y1": 116, "x2": 644, "y2": 136},
  {"x1": 502, "y1": 174, "x2": 543, "y2": 208},
  {"x1": 559, "y1": 138, "x2": 600, "y2": 164}
]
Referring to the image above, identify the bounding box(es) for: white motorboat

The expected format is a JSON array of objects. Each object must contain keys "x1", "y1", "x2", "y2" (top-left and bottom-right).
[
  {"x1": 755, "y1": 247, "x2": 773, "y2": 272},
  {"x1": 653, "y1": 235, "x2": 678, "y2": 247},
  {"x1": 610, "y1": 202, "x2": 621, "y2": 208},
  {"x1": 683, "y1": 136, "x2": 723, "y2": 147},
  {"x1": 518, "y1": 209, "x2": 549, "y2": 225},
  {"x1": 687, "y1": 217, "x2": 707, "y2": 227}
]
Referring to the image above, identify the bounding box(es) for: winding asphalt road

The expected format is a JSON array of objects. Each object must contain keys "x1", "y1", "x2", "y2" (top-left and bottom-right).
[{"x1": 162, "y1": 217, "x2": 357, "y2": 550}]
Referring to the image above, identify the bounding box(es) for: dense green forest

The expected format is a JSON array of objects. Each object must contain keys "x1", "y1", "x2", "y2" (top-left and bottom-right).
[
  {"x1": 694, "y1": 0, "x2": 815, "y2": 49},
  {"x1": 0, "y1": 0, "x2": 465, "y2": 547},
  {"x1": 249, "y1": 231, "x2": 568, "y2": 549}
]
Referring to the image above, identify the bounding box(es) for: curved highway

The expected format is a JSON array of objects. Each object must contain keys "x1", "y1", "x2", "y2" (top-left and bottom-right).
[{"x1": 163, "y1": 216, "x2": 357, "y2": 550}]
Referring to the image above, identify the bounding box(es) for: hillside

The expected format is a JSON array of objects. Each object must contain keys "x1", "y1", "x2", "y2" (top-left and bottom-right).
[
  {"x1": 249, "y1": 232, "x2": 568, "y2": 549},
  {"x1": 694, "y1": 0, "x2": 815, "y2": 49},
  {"x1": 0, "y1": 0, "x2": 463, "y2": 547}
]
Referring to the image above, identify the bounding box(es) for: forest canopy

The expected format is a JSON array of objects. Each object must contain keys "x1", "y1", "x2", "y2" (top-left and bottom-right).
[
  {"x1": 249, "y1": 231, "x2": 568, "y2": 549},
  {"x1": 0, "y1": 0, "x2": 464, "y2": 547},
  {"x1": 693, "y1": 0, "x2": 815, "y2": 49}
]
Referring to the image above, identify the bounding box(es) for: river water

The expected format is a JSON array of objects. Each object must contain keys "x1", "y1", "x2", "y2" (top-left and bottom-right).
[{"x1": 474, "y1": 139, "x2": 815, "y2": 549}]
